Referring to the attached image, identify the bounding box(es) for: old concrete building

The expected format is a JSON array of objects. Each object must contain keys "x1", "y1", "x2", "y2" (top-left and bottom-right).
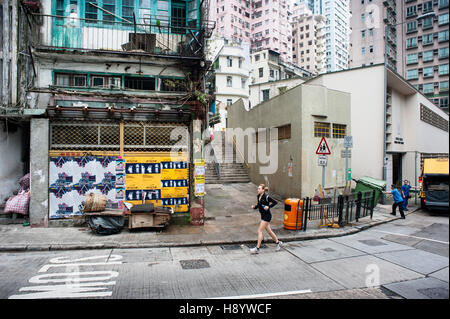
[
  {"x1": 228, "y1": 83, "x2": 351, "y2": 198},
  {"x1": 17, "y1": 0, "x2": 214, "y2": 227},
  {"x1": 306, "y1": 64, "x2": 449, "y2": 191},
  {"x1": 248, "y1": 76, "x2": 305, "y2": 107}
]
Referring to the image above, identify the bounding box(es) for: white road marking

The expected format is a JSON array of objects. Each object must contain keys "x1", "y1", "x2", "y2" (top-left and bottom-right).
[
  {"x1": 207, "y1": 289, "x2": 313, "y2": 299},
  {"x1": 371, "y1": 230, "x2": 449, "y2": 245}
]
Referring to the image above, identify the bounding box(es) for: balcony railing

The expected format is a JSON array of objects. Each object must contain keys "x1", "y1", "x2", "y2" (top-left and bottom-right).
[{"x1": 29, "y1": 13, "x2": 215, "y2": 58}]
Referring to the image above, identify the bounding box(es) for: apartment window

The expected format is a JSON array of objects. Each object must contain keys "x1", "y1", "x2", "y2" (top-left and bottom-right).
[
  {"x1": 440, "y1": 81, "x2": 449, "y2": 92},
  {"x1": 124, "y1": 76, "x2": 153, "y2": 90},
  {"x1": 255, "y1": 54, "x2": 260, "y2": 61},
  {"x1": 362, "y1": 47, "x2": 366, "y2": 54},
  {"x1": 423, "y1": 83, "x2": 434, "y2": 94},
  {"x1": 160, "y1": 78, "x2": 187, "y2": 92},
  {"x1": 407, "y1": 21, "x2": 417, "y2": 33},
  {"x1": 423, "y1": 1, "x2": 433, "y2": 13},
  {"x1": 439, "y1": 0, "x2": 449, "y2": 9},
  {"x1": 226, "y1": 99, "x2": 233, "y2": 106},
  {"x1": 241, "y1": 78, "x2": 246, "y2": 89},
  {"x1": 439, "y1": 64, "x2": 449, "y2": 75},
  {"x1": 438, "y1": 30, "x2": 449, "y2": 43},
  {"x1": 422, "y1": 17, "x2": 433, "y2": 30},
  {"x1": 314, "y1": 122, "x2": 330, "y2": 138},
  {"x1": 406, "y1": 37, "x2": 417, "y2": 48},
  {"x1": 369, "y1": 45, "x2": 374, "y2": 53},
  {"x1": 423, "y1": 67, "x2": 434, "y2": 78},
  {"x1": 270, "y1": 69, "x2": 274, "y2": 78},
  {"x1": 85, "y1": 0, "x2": 98, "y2": 20},
  {"x1": 55, "y1": 73, "x2": 87, "y2": 87},
  {"x1": 259, "y1": 67, "x2": 264, "y2": 78},
  {"x1": 406, "y1": 6, "x2": 417, "y2": 17},
  {"x1": 440, "y1": 97, "x2": 449, "y2": 109},
  {"x1": 407, "y1": 53, "x2": 418, "y2": 64},
  {"x1": 423, "y1": 34, "x2": 433, "y2": 45},
  {"x1": 262, "y1": 89, "x2": 270, "y2": 101},
  {"x1": 439, "y1": 47, "x2": 449, "y2": 59},
  {"x1": 439, "y1": 13, "x2": 449, "y2": 26},
  {"x1": 407, "y1": 69, "x2": 419, "y2": 80},
  {"x1": 423, "y1": 50, "x2": 434, "y2": 62},
  {"x1": 226, "y1": 56, "x2": 234, "y2": 68},
  {"x1": 226, "y1": 76, "x2": 232, "y2": 87},
  {"x1": 277, "y1": 124, "x2": 291, "y2": 140},
  {"x1": 369, "y1": 28, "x2": 374, "y2": 36},
  {"x1": 361, "y1": 30, "x2": 366, "y2": 38},
  {"x1": 361, "y1": 13, "x2": 365, "y2": 21}
]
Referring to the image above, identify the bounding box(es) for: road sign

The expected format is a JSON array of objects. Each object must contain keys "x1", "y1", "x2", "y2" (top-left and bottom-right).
[
  {"x1": 341, "y1": 149, "x2": 352, "y2": 158},
  {"x1": 344, "y1": 136, "x2": 353, "y2": 148},
  {"x1": 316, "y1": 137, "x2": 331, "y2": 155},
  {"x1": 318, "y1": 155, "x2": 327, "y2": 166}
]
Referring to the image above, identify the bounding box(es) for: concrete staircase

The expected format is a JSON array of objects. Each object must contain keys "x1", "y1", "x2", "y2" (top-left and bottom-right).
[{"x1": 205, "y1": 132, "x2": 251, "y2": 184}]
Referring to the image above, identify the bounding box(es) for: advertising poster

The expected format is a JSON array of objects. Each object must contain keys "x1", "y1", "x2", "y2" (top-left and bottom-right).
[{"x1": 49, "y1": 155, "x2": 121, "y2": 219}]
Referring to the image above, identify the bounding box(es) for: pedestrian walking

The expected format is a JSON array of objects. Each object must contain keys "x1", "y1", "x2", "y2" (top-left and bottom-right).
[
  {"x1": 401, "y1": 180, "x2": 412, "y2": 211},
  {"x1": 384, "y1": 184, "x2": 406, "y2": 219},
  {"x1": 250, "y1": 184, "x2": 282, "y2": 254}
]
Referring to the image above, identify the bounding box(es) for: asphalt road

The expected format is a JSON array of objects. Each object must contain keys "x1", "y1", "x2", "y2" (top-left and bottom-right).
[{"x1": 1, "y1": 208, "x2": 448, "y2": 299}]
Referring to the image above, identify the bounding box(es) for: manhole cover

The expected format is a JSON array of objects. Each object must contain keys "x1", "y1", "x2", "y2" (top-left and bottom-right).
[
  {"x1": 322, "y1": 247, "x2": 335, "y2": 252},
  {"x1": 221, "y1": 244, "x2": 242, "y2": 250},
  {"x1": 179, "y1": 259, "x2": 210, "y2": 270},
  {"x1": 358, "y1": 239, "x2": 387, "y2": 247},
  {"x1": 417, "y1": 287, "x2": 449, "y2": 299}
]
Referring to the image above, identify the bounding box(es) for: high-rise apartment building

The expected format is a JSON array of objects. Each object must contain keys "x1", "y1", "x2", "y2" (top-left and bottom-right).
[
  {"x1": 211, "y1": 0, "x2": 293, "y2": 63},
  {"x1": 314, "y1": 0, "x2": 351, "y2": 72},
  {"x1": 403, "y1": 0, "x2": 449, "y2": 113},
  {"x1": 291, "y1": 2, "x2": 327, "y2": 74},
  {"x1": 349, "y1": 0, "x2": 404, "y2": 74}
]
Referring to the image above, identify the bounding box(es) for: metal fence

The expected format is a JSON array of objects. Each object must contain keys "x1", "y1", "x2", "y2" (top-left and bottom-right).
[
  {"x1": 300, "y1": 190, "x2": 377, "y2": 231},
  {"x1": 29, "y1": 14, "x2": 215, "y2": 58}
]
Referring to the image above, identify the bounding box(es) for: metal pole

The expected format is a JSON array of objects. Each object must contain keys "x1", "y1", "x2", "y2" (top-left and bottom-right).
[
  {"x1": 415, "y1": 151, "x2": 418, "y2": 205},
  {"x1": 322, "y1": 164, "x2": 325, "y2": 192},
  {"x1": 2, "y1": 0, "x2": 10, "y2": 108}
]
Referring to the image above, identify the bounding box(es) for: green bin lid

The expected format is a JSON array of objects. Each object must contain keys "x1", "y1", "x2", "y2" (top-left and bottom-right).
[{"x1": 357, "y1": 176, "x2": 386, "y2": 190}]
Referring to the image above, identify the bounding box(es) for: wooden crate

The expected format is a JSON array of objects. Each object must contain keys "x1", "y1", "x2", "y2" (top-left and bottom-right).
[{"x1": 128, "y1": 212, "x2": 171, "y2": 229}]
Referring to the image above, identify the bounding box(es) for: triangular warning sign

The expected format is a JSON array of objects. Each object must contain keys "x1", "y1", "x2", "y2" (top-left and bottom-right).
[{"x1": 316, "y1": 137, "x2": 331, "y2": 155}]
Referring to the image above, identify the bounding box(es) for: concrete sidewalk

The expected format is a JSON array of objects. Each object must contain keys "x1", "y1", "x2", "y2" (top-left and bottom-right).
[{"x1": 0, "y1": 183, "x2": 420, "y2": 252}]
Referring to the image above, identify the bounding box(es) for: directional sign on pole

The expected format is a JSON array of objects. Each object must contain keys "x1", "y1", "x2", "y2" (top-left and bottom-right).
[{"x1": 316, "y1": 137, "x2": 331, "y2": 155}]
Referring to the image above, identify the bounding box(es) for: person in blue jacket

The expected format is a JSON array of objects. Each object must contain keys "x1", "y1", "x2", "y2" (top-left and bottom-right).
[
  {"x1": 249, "y1": 184, "x2": 283, "y2": 254},
  {"x1": 401, "y1": 180, "x2": 412, "y2": 211},
  {"x1": 384, "y1": 184, "x2": 406, "y2": 219}
]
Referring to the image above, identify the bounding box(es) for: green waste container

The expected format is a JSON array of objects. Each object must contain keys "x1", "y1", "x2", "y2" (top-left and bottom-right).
[{"x1": 353, "y1": 176, "x2": 386, "y2": 205}]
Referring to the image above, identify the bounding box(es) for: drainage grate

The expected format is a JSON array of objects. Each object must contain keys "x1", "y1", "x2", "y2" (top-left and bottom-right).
[
  {"x1": 358, "y1": 239, "x2": 387, "y2": 247},
  {"x1": 221, "y1": 244, "x2": 242, "y2": 250},
  {"x1": 179, "y1": 259, "x2": 211, "y2": 270},
  {"x1": 321, "y1": 247, "x2": 336, "y2": 252}
]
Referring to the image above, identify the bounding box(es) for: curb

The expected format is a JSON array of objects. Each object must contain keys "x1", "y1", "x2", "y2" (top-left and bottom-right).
[{"x1": 0, "y1": 214, "x2": 401, "y2": 252}]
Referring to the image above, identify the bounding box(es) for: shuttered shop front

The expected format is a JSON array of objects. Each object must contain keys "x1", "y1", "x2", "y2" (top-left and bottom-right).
[{"x1": 48, "y1": 120, "x2": 190, "y2": 219}]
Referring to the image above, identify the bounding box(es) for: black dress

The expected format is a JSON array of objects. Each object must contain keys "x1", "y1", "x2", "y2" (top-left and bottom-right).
[{"x1": 253, "y1": 193, "x2": 278, "y2": 222}]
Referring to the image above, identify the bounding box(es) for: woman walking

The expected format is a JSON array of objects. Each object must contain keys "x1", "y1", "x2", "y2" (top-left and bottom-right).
[{"x1": 250, "y1": 184, "x2": 283, "y2": 254}]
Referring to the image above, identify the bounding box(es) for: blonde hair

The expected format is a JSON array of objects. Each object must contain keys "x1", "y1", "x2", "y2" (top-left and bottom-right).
[{"x1": 259, "y1": 184, "x2": 269, "y2": 193}]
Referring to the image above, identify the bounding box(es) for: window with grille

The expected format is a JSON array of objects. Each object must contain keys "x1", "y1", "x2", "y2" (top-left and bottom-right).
[
  {"x1": 314, "y1": 122, "x2": 330, "y2": 138},
  {"x1": 85, "y1": 0, "x2": 98, "y2": 21},
  {"x1": 55, "y1": 73, "x2": 87, "y2": 87},
  {"x1": 124, "y1": 76, "x2": 155, "y2": 90},
  {"x1": 332, "y1": 124, "x2": 346, "y2": 138},
  {"x1": 160, "y1": 78, "x2": 187, "y2": 92}
]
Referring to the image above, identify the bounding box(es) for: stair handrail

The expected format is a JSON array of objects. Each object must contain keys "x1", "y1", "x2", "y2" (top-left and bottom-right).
[{"x1": 232, "y1": 136, "x2": 249, "y2": 169}]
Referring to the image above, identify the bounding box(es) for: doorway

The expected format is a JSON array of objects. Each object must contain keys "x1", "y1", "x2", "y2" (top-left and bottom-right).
[{"x1": 392, "y1": 153, "x2": 402, "y2": 187}]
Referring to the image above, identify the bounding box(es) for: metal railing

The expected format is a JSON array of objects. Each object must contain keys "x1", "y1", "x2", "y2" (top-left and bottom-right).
[
  {"x1": 29, "y1": 13, "x2": 215, "y2": 58},
  {"x1": 300, "y1": 190, "x2": 377, "y2": 231}
]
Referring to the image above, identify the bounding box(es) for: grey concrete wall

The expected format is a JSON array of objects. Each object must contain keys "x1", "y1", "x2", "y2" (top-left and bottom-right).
[
  {"x1": 228, "y1": 86, "x2": 303, "y2": 198},
  {"x1": 29, "y1": 118, "x2": 49, "y2": 227}
]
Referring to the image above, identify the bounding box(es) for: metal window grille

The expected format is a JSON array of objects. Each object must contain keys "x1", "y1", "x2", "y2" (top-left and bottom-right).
[
  {"x1": 50, "y1": 120, "x2": 189, "y2": 153},
  {"x1": 314, "y1": 122, "x2": 330, "y2": 137},
  {"x1": 420, "y1": 104, "x2": 449, "y2": 132},
  {"x1": 332, "y1": 124, "x2": 346, "y2": 138}
]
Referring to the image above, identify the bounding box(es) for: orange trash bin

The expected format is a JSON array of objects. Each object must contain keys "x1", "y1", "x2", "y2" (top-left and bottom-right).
[{"x1": 283, "y1": 198, "x2": 303, "y2": 230}]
